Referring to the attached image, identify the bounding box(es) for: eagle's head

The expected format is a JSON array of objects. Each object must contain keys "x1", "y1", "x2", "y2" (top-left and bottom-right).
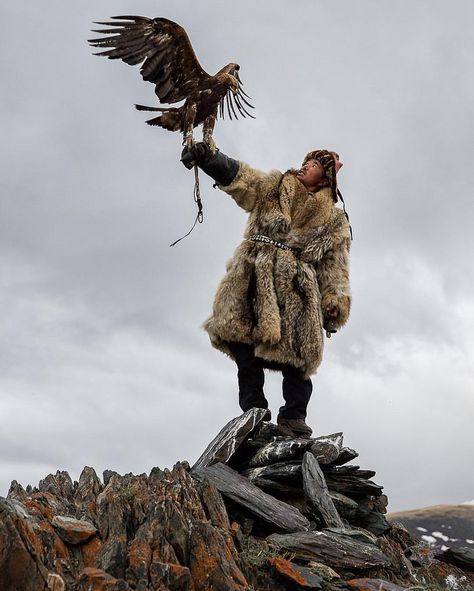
[{"x1": 217, "y1": 63, "x2": 241, "y2": 94}]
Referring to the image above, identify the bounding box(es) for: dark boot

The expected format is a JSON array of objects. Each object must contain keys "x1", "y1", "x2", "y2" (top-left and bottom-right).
[
  {"x1": 227, "y1": 342, "x2": 268, "y2": 412},
  {"x1": 278, "y1": 364, "x2": 313, "y2": 437},
  {"x1": 277, "y1": 416, "x2": 313, "y2": 439}
]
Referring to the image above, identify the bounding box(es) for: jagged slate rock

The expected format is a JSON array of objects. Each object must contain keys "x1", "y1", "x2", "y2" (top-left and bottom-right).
[
  {"x1": 149, "y1": 562, "x2": 194, "y2": 590},
  {"x1": 375, "y1": 494, "x2": 388, "y2": 513},
  {"x1": 324, "y1": 527, "x2": 378, "y2": 546},
  {"x1": 407, "y1": 542, "x2": 435, "y2": 566},
  {"x1": 252, "y1": 420, "x2": 282, "y2": 442},
  {"x1": 377, "y1": 533, "x2": 416, "y2": 582},
  {"x1": 51, "y1": 515, "x2": 97, "y2": 544},
  {"x1": 270, "y1": 557, "x2": 324, "y2": 589},
  {"x1": 189, "y1": 519, "x2": 249, "y2": 590},
  {"x1": 323, "y1": 464, "x2": 377, "y2": 479},
  {"x1": 302, "y1": 452, "x2": 344, "y2": 529},
  {"x1": 354, "y1": 496, "x2": 391, "y2": 535},
  {"x1": 193, "y1": 463, "x2": 310, "y2": 533},
  {"x1": 324, "y1": 474, "x2": 383, "y2": 497},
  {"x1": 252, "y1": 478, "x2": 304, "y2": 498},
  {"x1": 355, "y1": 469, "x2": 377, "y2": 479},
  {"x1": 148, "y1": 466, "x2": 167, "y2": 483},
  {"x1": 346, "y1": 579, "x2": 408, "y2": 591},
  {"x1": 331, "y1": 446, "x2": 359, "y2": 466},
  {"x1": 173, "y1": 460, "x2": 191, "y2": 472},
  {"x1": 192, "y1": 408, "x2": 270, "y2": 470},
  {"x1": 436, "y1": 546, "x2": 474, "y2": 571},
  {"x1": 38, "y1": 470, "x2": 75, "y2": 501},
  {"x1": 267, "y1": 530, "x2": 390, "y2": 569},
  {"x1": 103, "y1": 469, "x2": 120, "y2": 486},
  {"x1": 329, "y1": 491, "x2": 359, "y2": 519},
  {"x1": 309, "y1": 433, "x2": 343, "y2": 464},
  {"x1": 7, "y1": 480, "x2": 28, "y2": 502},
  {"x1": 242, "y1": 461, "x2": 302, "y2": 483},
  {"x1": 97, "y1": 535, "x2": 128, "y2": 579},
  {"x1": 248, "y1": 438, "x2": 312, "y2": 467},
  {"x1": 0, "y1": 498, "x2": 50, "y2": 591},
  {"x1": 198, "y1": 478, "x2": 231, "y2": 530},
  {"x1": 74, "y1": 466, "x2": 102, "y2": 520},
  {"x1": 78, "y1": 567, "x2": 120, "y2": 589},
  {"x1": 356, "y1": 510, "x2": 391, "y2": 536},
  {"x1": 322, "y1": 464, "x2": 360, "y2": 475},
  {"x1": 357, "y1": 495, "x2": 387, "y2": 516}
]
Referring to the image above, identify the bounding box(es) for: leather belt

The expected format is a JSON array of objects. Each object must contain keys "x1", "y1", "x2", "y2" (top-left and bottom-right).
[{"x1": 249, "y1": 234, "x2": 297, "y2": 254}]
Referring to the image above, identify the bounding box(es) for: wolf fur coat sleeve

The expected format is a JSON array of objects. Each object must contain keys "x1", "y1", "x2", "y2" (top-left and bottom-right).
[{"x1": 204, "y1": 162, "x2": 351, "y2": 378}]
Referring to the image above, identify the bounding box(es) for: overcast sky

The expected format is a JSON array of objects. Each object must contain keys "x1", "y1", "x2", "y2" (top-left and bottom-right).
[{"x1": 1, "y1": 1, "x2": 473, "y2": 512}]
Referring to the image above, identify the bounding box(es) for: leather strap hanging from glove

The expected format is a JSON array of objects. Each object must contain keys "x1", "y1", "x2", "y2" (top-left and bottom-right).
[{"x1": 171, "y1": 143, "x2": 239, "y2": 246}]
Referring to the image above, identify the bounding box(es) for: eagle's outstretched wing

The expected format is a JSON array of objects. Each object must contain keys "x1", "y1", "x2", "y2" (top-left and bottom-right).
[{"x1": 89, "y1": 16, "x2": 210, "y2": 104}]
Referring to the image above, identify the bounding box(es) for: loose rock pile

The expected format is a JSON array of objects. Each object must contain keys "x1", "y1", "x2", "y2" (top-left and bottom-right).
[{"x1": 1, "y1": 408, "x2": 473, "y2": 590}]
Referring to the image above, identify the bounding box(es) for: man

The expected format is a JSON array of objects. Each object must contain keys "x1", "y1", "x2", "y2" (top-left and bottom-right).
[{"x1": 181, "y1": 144, "x2": 351, "y2": 438}]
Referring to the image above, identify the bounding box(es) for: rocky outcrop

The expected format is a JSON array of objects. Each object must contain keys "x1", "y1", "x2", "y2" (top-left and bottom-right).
[{"x1": 1, "y1": 409, "x2": 473, "y2": 591}]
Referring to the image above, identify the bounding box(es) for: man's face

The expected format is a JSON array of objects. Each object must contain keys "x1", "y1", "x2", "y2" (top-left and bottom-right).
[
  {"x1": 297, "y1": 159, "x2": 325, "y2": 190},
  {"x1": 297, "y1": 153, "x2": 343, "y2": 190}
]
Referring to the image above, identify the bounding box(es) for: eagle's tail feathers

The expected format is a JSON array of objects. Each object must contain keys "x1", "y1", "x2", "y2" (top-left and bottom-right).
[
  {"x1": 135, "y1": 104, "x2": 166, "y2": 112},
  {"x1": 145, "y1": 110, "x2": 181, "y2": 131}
]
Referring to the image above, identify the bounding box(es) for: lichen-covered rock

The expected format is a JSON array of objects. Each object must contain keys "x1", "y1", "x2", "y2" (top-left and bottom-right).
[
  {"x1": 2, "y1": 421, "x2": 473, "y2": 590},
  {"x1": 52, "y1": 515, "x2": 97, "y2": 544},
  {"x1": 189, "y1": 520, "x2": 248, "y2": 590},
  {"x1": 0, "y1": 499, "x2": 49, "y2": 591},
  {"x1": 270, "y1": 557, "x2": 323, "y2": 589},
  {"x1": 77, "y1": 567, "x2": 123, "y2": 590}
]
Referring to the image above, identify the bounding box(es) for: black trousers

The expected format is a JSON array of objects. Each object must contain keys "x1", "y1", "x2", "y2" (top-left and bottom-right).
[{"x1": 227, "y1": 342, "x2": 313, "y2": 420}]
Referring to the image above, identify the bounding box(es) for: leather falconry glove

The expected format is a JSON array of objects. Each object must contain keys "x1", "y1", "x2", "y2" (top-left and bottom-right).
[{"x1": 181, "y1": 142, "x2": 239, "y2": 186}]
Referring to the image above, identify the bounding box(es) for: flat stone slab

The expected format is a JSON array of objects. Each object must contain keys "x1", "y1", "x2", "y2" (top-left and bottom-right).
[
  {"x1": 248, "y1": 438, "x2": 312, "y2": 467},
  {"x1": 267, "y1": 529, "x2": 390, "y2": 570},
  {"x1": 192, "y1": 408, "x2": 270, "y2": 470},
  {"x1": 242, "y1": 461, "x2": 302, "y2": 483},
  {"x1": 302, "y1": 452, "x2": 344, "y2": 529},
  {"x1": 324, "y1": 474, "x2": 383, "y2": 497},
  {"x1": 193, "y1": 462, "x2": 310, "y2": 533},
  {"x1": 309, "y1": 433, "x2": 343, "y2": 464},
  {"x1": 51, "y1": 515, "x2": 97, "y2": 544},
  {"x1": 330, "y1": 446, "x2": 359, "y2": 466}
]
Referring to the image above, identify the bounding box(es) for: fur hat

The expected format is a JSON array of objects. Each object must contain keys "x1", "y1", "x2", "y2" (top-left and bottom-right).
[{"x1": 302, "y1": 149, "x2": 338, "y2": 202}]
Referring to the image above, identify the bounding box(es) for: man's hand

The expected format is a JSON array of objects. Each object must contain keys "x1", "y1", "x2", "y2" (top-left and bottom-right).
[
  {"x1": 180, "y1": 144, "x2": 239, "y2": 185},
  {"x1": 181, "y1": 142, "x2": 211, "y2": 170},
  {"x1": 323, "y1": 304, "x2": 339, "y2": 336},
  {"x1": 323, "y1": 319, "x2": 338, "y2": 336}
]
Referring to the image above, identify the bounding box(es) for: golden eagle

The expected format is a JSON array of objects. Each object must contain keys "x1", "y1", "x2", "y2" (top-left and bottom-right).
[{"x1": 89, "y1": 16, "x2": 254, "y2": 150}]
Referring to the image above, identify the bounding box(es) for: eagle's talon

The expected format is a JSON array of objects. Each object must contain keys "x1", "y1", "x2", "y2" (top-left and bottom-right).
[
  {"x1": 184, "y1": 134, "x2": 196, "y2": 149},
  {"x1": 204, "y1": 136, "x2": 217, "y2": 155}
]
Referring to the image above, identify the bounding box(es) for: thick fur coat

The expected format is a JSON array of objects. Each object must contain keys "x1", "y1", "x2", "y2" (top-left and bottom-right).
[{"x1": 204, "y1": 162, "x2": 351, "y2": 377}]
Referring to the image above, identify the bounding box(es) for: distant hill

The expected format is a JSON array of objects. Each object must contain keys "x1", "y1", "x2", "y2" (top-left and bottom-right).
[{"x1": 388, "y1": 504, "x2": 474, "y2": 552}]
